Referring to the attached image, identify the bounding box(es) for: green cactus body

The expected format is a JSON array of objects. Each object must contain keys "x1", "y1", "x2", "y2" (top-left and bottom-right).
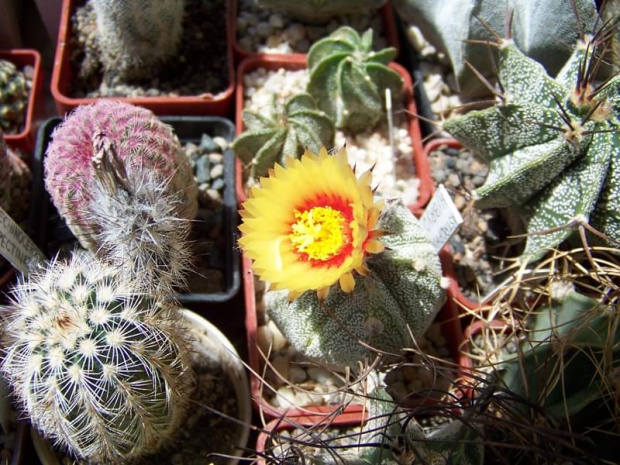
[
  {"x1": 91, "y1": 0, "x2": 185, "y2": 79},
  {"x1": 233, "y1": 93, "x2": 335, "y2": 179},
  {"x1": 0, "y1": 59, "x2": 28, "y2": 132},
  {"x1": 443, "y1": 35, "x2": 620, "y2": 262},
  {"x1": 0, "y1": 252, "x2": 194, "y2": 463},
  {"x1": 265, "y1": 201, "x2": 446, "y2": 368},
  {"x1": 255, "y1": 0, "x2": 386, "y2": 23},
  {"x1": 307, "y1": 26, "x2": 404, "y2": 133},
  {"x1": 44, "y1": 101, "x2": 197, "y2": 291},
  {"x1": 0, "y1": 131, "x2": 31, "y2": 222}
]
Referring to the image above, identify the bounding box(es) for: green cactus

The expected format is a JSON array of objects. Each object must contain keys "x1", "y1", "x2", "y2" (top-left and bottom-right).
[
  {"x1": 0, "y1": 59, "x2": 29, "y2": 133},
  {"x1": 392, "y1": 0, "x2": 599, "y2": 99},
  {"x1": 307, "y1": 26, "x2": 404, "y2": 133},
  {"x1": 91, "y1": 0, "x2": 185, "y2": 79},
  {"x1": 0, "y1": 251, "x2": 194, "y2": 464},
  {"x1": 265, "y1": 201, "x2": 446, "y2": 368},
  {"x1": 0, "y1": 131, "x2": 31, "y2": 223},
  {"x1": 443, "y1": 25, "x2": 620, "y2": 263},
  {"x1": 232, "y1": 93, "x2": 335, "y2": 179},
  {"x1": 254, "y1": 0, "x2": 386, "y2": 23}
]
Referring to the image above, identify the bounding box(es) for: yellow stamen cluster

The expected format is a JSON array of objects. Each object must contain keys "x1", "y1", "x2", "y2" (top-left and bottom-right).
[{"x1": 290, "y1": 206, "x2": 346, "y2": 261}]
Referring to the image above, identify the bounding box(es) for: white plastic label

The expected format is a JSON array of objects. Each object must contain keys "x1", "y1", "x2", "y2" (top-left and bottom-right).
[
  {"x1": 0, "y1": 207, "x2": 46, "y2": 275},
  {"x1": 419, "y1": 184, "x2": 463, "y2": 252}
]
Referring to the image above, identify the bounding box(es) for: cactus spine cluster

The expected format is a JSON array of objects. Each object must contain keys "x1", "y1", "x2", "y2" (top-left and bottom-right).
[
  {"x1": 91, "y1": 0, "x2": 185, "y2": 79},
  {"x1": 307, "y1": 26, "x2": 404, "y2": 133},
  {"x1": 255, "y1": 0, "x2": 386, "y2": 23},
  {"x1": 232, "y1": 93, "x2": 335, "y2": 178},
  {"x1": 443, "y1": 23, "x2": 620, "y2": 262},
  {"x1": 0, "y1": 59, "x2": 29, "y2": 133},
  {"x1": 44, "y1": 100, "x2": 197, "y2": 291},
  {"x1": 265, "y1": 201, "x2": 446, "y2": 368},
  {"x1": 0, "y1": 252, "x2": 194, "y2": 464}
]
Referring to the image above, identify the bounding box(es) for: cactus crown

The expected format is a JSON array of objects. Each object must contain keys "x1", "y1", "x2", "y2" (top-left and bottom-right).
[
  {"x1": 443, "y1": 19, "x2": 620, "y2": 263},
  {"x1": 91, "y1": 0, "x2": 185, "y2": 79},
  {"x1": 254, "y1": 0, "x2": 386, "y2": 23},
  {"x1": 44, "y1": 100, "x2": 197, "y2": 292},
  {"x1": 307, "y1": 26, "x2": 404, "y2": 133},
  {"x1": 232, "y1": 92, "x2": 335, "y2": 179},
  {"x1": 0, "y1": 252, "x2": 194, "y2": 463},
  {"x1": 0, "y1": 59, "x2": 28, "y2": 132}
]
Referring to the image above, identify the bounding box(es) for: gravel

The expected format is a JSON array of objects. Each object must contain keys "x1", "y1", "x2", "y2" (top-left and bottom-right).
[{"x1": 235, "y1": 0, "x2": 388, "y2": 54}]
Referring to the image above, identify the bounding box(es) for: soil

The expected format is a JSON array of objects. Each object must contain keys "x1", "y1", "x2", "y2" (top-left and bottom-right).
[{"x1": 68, "y1": 0, "x2": 229, "y2": 98}]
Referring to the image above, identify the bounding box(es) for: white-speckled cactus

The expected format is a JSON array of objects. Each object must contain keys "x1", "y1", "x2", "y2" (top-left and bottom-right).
[
  {"x1": 443, "y1": 23, "x2": 620, "y2": 263},
  {"x1": 265, "y1": 201, "x2": 446, "y2": 367},
  {"x1": 0, "y1": 252, "x2": 194, "y2": 464},
  {"x1": 91, "y1": 0, "x2": 185, "y2": 79},
  {"x1": 44, "y1": 100, "x2": 197, "y2": 291}
]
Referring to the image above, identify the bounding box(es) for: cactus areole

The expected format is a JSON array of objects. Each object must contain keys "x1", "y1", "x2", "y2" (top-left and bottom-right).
[{"x1": 443, "y1": 30, "x2": 620, "y2": 263}]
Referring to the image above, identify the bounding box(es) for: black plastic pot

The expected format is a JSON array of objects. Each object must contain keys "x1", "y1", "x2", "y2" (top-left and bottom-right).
[{"x1": 34, "y1": 116, "x2": 240, "y2": 305}]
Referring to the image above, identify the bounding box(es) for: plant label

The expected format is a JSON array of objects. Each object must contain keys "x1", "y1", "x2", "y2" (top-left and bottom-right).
[
  {"x1": 0, "y1": 207, "x2": 46, "y2": 275},
  {"x1": 419, "y1": 184, "x2": 463, "y2": 252}
]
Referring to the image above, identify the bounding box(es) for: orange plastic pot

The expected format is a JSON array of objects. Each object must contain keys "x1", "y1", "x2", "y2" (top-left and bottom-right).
[
  {"x1": 51, "y1": 0, "x2": 235, "y2": 116},
  {"x1": 243, "y1": 246, "x2": 464, "y2": 419},
  {"x1": 0, "y1": 49, "x2": 43, "y2": 153},
  {"x1": 234, "y1": 55, "x2": 431, "y2": 215},
  {"x1": 229, "y1": 0, "x2": 400, "y2": 64}
]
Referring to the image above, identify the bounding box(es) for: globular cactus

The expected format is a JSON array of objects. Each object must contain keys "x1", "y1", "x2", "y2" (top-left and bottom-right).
[
  {"x1": 0, "y1": 59, "x2": 29, "y2": 133},
  {"x1": 239, "y1": 148, "x2": 445, "y2": 368},
  {"x1": 0, "y1": 130, "x2": 31, "y2": 223},
  {"x1": 91, "y1": 0, "x2": 185, "y2": 79},
  {"x1": 255, "y1": 0, "x2": 386, "y2": 24},
  {"x1": 232, "y1": 93, "x2": 335, "y2": 179},
  {"x1": 443, "y1": 24, "x2": 620, "y2": 263},
  {"x1": 307, "y1": 26, "x2": 404, "y2": 133},
  {"x1": 0, "y1": 251, "x2": 194, "y2": 464},
  {"x1": 44, "y1": 100, "x2": 198, "y2": 291}
]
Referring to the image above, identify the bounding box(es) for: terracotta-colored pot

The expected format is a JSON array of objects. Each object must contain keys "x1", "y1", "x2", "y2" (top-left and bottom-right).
[
  {"x1": 243, "y1": 246, "x2": 464, "y2": 419},
  {"x1": 229, "y1": 0, "x2": 400, "y2": 64},
  {"x1": 234, "y1": 55, "x2": 431, "y2": 215},
  {"x1": 51, "y1": 0, "x2": 235, "y2": 116},
  {"x1": 0, "y1": 49, "x2": 43, "y2": 153},
  {"x1": 255, "y1": 411, "x2": 368, "y2": 465}
]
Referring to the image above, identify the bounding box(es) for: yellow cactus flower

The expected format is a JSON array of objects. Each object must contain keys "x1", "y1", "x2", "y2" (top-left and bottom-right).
[{"x1": 238, "y1": 147, "x2": 386, "y2": 300}]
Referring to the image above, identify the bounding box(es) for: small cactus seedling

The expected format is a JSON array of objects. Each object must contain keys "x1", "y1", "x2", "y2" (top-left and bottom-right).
[
  {"x1": 255, "y1": 0, "x2": 386, "y2": 23},
  {"x1": 0, "y1": 252, "x2": 194, "y2": 464},
  {"x1": 443, "y1": 20, "x2": 620, "y2": 263},
  {"x1": 0, "y1": 130, "x2": 31, "y2": 223},
  {"x1": 44, "y1": 100, "x2": 198, "y2": 291},
  {"x1": 307, "y1": 26, "x2": 404, "y2": 133},
  {"x1": 232, "y1": 92, "x2": 335, "y2": 179},
  {"x1": 91, "y1": 0, "x2": 185, "y2": 79},
  {"x1": 0, "y1": 59, "x2": 29, "y2": 133}
]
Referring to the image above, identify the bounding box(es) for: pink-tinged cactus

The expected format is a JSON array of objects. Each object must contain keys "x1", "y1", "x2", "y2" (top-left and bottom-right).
[{"x1": 44, "y1": 100, "x2": 197, "y2": 291}]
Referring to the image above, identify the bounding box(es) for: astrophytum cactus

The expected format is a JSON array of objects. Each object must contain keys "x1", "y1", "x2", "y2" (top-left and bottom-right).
[
  {"x1": 255, "y1": 0, "x2": 386, "y2": 23},
  {"x1": 91, "y1": 0, "x2": 185, "y2": 79},
  {"x1": 239, "y1": 148, "x2": 446, "y2": 368},
  {"x1": 0, "y1": 59, "x2": 29, "y2": 133},
  {"x1": 0, "y1": 252, "x2": 194, "y2": 464},
  {"x1": 232, "y1": 92, "x2": 335, "y2": 179},
  {"x1": 443, "y1": 23, "x2": 620, "y2": 263},
  {"x1": 44, "y1": 100, "x2": 197, "y2": 290},
  {"x1": 307, "y1": 26, "x2": 404, "y2": 133}
]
